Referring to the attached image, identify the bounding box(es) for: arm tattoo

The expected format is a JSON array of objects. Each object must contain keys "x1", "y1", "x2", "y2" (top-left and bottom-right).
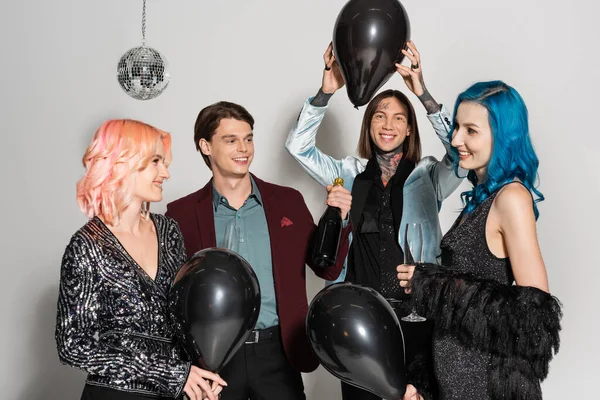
[
  {"x1": 310, "y1": 88, "x2": 334, "y2": 107},
  {"x1": 418, "y1": 90, "x2": 441, "y2": 115}
]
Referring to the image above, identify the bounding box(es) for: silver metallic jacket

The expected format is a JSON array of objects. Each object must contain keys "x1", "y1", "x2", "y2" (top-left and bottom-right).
[
  {"x1": 285, "y1": 98, "x2": 464, "y2": 282},
  {"x1": 55, "y1": 214, "x2": 190, "y2": 398}
]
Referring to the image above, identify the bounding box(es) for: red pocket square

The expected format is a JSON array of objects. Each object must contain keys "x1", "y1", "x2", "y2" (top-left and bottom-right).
[{"x1": 281, "y1": 217, "x2": 293, "y2": 228}]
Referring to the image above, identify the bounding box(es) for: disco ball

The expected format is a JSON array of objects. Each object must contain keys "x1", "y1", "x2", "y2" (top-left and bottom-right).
[{"x1": 117, "y1": 46, "x2": 170, "y2": 100}]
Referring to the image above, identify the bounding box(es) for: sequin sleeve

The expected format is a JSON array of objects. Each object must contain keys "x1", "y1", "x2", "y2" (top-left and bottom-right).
[
  {"x1": 55, "y1": 233, "x2": 191, "y2": 397},
  {"x1": 172, "y1": 220, "x2": 188, "y2": 267}
]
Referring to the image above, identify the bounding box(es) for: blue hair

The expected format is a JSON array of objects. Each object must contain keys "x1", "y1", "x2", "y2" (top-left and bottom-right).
[{"x1": 449, "y1": 81, "x2": 544, "y2": 219}]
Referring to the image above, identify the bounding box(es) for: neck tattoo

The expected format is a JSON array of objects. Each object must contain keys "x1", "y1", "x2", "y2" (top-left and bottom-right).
[{"x1": 376, "y1": 147, "x2": 403, "y2": 186}]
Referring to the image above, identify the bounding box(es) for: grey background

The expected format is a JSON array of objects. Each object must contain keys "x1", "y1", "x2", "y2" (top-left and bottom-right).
[{"x1": 1, "y1": 0, "x2": 597, "y2": 398}]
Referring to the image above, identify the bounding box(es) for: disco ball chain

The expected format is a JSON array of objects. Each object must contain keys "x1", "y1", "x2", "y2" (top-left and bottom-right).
[{"x1": 141, "y1": 0, "x2": 147, "y2": 46}]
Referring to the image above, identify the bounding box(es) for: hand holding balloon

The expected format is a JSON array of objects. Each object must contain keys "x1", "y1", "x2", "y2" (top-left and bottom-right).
[
  {"x1": 402, "y1": 384, "x2": 424, "y2": 400},
  {"x1": 394, "y1": 41, "x2": 426, "y2": 97},
  {"x1": 395, "y1": 40, "x2": 441, "y2": 114},
  {"x1": 321, "y1": 42, "x2": 345, "y2": 94},
  {"x1": 184, "y1": 366, "x2": 226, "y2": 400}
]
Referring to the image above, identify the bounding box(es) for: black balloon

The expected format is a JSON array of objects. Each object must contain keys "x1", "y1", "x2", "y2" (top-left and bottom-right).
[
  {"x1": 169, "y1": 248, "x2": 261, "y2": 372},
  {"x1": 307, "y1": 283, "x2": 406, "y2": 399},
  {"x1": 333, "y1": 0, "x2": 411, "y2": 107}
]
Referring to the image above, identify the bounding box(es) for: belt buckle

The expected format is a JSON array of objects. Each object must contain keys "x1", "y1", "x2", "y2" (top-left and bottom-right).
[{"x1": 245, "y1": 330, "x2": 259, "y2": 344}]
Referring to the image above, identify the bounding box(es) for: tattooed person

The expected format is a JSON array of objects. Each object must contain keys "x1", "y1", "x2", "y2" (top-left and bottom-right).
[{"x1": 285, "y1": 41, "x2": 464, "y2": 400}]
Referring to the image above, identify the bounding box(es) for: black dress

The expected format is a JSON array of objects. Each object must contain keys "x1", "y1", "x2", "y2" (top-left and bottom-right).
[
  {"x1": 410, "y1": 184, "x2": 561, "y2": 400},
  {"x1": 434, "y1": 191, "x2": 513, "y2": 400}
]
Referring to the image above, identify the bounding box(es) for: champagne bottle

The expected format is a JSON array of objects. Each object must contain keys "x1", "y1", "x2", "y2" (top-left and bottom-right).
[{"x1": 312, "y1": 177, "x2": 345, "y2": 267}]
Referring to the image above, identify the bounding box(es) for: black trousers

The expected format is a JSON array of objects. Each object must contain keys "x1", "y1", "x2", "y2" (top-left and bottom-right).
[
  {"x1": 219, "y1": 325, "x2": 305, "y2": 400},
  {"x1": 81, "y1": 384, "x2": 178, "y2": 400},
  {"x1": 341, "y1": 305, "x2": 435, "y2": 400}
]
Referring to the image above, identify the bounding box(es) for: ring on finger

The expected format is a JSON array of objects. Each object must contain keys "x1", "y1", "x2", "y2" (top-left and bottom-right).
[
  {"x1": 325, "y1": 65, "x2": 331, "y2": 71},
  {"x1": 411, "y1": 62, "x2": 419, "y2": 70}
]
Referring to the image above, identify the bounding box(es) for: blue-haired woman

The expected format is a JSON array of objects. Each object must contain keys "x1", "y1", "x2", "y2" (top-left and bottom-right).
[{"x1": 399, "y1": 81, "x2": 562, "y2": 400}]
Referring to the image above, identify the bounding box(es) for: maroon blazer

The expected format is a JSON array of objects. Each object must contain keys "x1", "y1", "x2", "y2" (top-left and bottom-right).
[{"x1": 165, "y1": 175, "x2": 351, "y2": 372}]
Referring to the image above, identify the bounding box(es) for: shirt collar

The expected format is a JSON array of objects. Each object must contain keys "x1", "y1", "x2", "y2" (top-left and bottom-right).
[{"x1": 212, "y1": 176, "x2": 263, "y2": 211}]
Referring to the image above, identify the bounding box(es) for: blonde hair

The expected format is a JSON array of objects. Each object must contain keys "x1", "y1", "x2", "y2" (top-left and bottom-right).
[{"x1": 76, "y1": 119, "x2": 171, "y2": 225}]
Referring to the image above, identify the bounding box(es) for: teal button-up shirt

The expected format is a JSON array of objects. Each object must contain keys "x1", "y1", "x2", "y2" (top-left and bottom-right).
[{"x1": 212, "y1": 178, "x2": 278, "y2": 329}]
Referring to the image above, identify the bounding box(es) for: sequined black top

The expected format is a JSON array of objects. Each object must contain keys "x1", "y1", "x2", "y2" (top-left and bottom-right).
[
  {"x1": 55, "y1": 214, "x2": 190, "y2": 398},
  {"x1": 441, "y1": 191, "x2": 514, "y2": 284}
]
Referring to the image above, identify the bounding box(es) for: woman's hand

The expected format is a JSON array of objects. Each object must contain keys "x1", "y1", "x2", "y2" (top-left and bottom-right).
[
  {"x1": 321, "y1": 42, "x2": 345, "y2": 94},
  {"x1": 204, "y1": 380, "x2": 224, "y2": 399},
  {"x1": 396, "y1": 264, "x2": 416, "y2": 294},
  {"x1": 183, "y1": 366, "x2": 227, "y2": 400}
]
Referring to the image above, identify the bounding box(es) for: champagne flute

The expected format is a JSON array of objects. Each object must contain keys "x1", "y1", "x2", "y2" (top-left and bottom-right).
[
  {"x1": 223, "y1": 224, "x2": 240, "y2": 254},
  {"x1": 401, "y1": 222, "x2": 426, "y2": 323}
]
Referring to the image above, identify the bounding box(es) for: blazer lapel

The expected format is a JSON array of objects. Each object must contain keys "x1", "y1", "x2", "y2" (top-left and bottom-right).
[
  {"x1": 195, "y1": 180, "x2": 217, "y2": 248},
  {"x1": 251, "y1": 175, "x2": 282, "y2": 271}
]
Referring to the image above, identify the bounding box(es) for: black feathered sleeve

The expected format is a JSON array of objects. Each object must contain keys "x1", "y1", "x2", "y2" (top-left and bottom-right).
[{"x1": 410, "y1": 264, "x2": 562, "y2": 399}]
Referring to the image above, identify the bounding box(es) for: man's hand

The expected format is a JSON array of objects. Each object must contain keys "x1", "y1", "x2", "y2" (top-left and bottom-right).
[
  {"x1": 395, "y1": 41, "x2": 426, "y2": 97},
  {"x1": 325, "y1": 184, "x2": 352, "y2": 220},
  {"x1": 321, "y1": 42, "x2": 345, "y2": 94}
]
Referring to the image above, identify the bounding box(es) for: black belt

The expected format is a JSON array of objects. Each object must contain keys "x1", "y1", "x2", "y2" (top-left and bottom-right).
[{"x1": 245, "y1": 325, "x2": 280, "y2": 344}]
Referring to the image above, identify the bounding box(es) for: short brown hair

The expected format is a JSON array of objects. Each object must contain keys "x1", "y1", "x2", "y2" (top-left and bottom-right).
[
  {"x1": 357, "y1": 90, "x2": 421, "y2": 163},
  {"x1": 194, "y1": 101, "x2": 254, "y2": 169}
]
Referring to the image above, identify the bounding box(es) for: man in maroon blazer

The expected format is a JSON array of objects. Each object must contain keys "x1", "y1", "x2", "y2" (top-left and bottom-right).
[{"x1": 166, "y1": 101, "x2": 352, "y2": 400}]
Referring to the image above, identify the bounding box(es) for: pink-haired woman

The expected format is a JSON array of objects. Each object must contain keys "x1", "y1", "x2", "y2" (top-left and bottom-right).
[{"x1": 55, "y1": 120, "x2": 226, "y2": 400}]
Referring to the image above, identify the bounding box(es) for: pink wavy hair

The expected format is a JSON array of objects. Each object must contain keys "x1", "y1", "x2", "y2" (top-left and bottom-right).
[{"x1": 76, "y1": 119, "x2": 172, "y2": 225}]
